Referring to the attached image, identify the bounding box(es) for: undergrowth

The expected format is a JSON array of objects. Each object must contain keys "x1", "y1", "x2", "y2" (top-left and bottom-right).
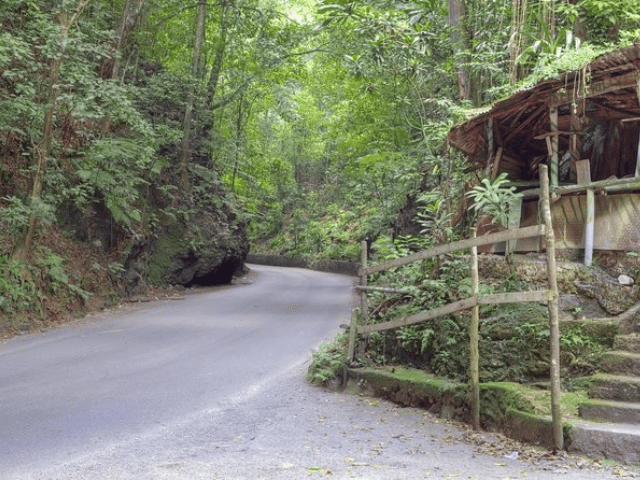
[{"x1": 307, "y1": 332, "x2": 349, "y2": 385}]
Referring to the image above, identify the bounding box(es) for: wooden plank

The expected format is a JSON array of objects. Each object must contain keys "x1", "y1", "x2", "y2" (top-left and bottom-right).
[
  {"x1": 357, "y1": 297, "x2": 478, "y2": 335},
  {"x1": 535, "y1": 131, "x2": 575, "y2": 139},
  {"x1": 361, "y1": 225, "x2": 546, "y2": 275},
  {"x1": 576, "y1": 159, "x2": 591, "y2": 185}
]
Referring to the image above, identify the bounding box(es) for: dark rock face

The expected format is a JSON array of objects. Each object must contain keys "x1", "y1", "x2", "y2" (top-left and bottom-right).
[
  {"x1": 122, "y1": 200, "x2": 249, "y2": 295},
  {"x1": 149, "y1": 207, "x2": 249, "y2": 287}
]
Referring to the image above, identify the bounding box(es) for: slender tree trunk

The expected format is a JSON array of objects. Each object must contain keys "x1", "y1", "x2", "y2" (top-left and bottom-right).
[
  {"x1": 179, "y1": 0, "x2": 208, "y2": 190},
  {"x1": 205, "y1": 0, "x2": 230, "y2": 113},
  {"x1": 11, "y1": 0, "x2": 90, "y2": 261},
  {"x1": 448, "y1": 0, "x2": 469, "y2": 101},
  {"x1": 231, "y1": 94, "x2": 245, "y2": 193},
  {"x1": 100, "y1": 0, "x2": 146, "y2": 80},
  {"x1": 509, "y1": 0, "x2": 528, "y2": 84},
  {"x1": 564, "y1": 0, "x2": 587, "y2": 41}
]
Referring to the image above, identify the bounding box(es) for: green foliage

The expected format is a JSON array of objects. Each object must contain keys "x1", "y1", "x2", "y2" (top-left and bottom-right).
[
  {"x1": 518, "y1": 27, "x2": 583, "y2": 72},
  {"x1": 35, "y1": 246, "x2": 91, "y2": 300},
  {"x1": 0, "y1": 196, "x2": 55, "y2": 238},
  {"x1": 307, "y1": 332, "x2": 349, "y2": 384},
  {"x1": 466, "y1": 173, "x2": 523, "y2": 228},
  {"x1": 74, "y1": 138, "x2": 160, "y2": 228},
  {"x1": 416, "y1": 192, "x2": 453, "y2": 245},
  {"x1": 0, "y1": 255, "x2": 41, "y2": 323}
]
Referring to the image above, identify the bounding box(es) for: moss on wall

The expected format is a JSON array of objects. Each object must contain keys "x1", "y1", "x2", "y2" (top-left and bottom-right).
[{"x1": 147, "y1": 222, "x2": 187, "y2": 285}]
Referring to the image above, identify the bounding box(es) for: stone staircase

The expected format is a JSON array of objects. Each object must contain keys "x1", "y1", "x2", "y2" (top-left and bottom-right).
[{"x1": 568, "y1": 332, "x2": 640, "y2": 464}]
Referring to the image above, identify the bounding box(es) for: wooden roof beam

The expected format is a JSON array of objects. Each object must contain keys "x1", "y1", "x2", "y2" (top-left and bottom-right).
[
  {"x1": 550, "y1": 70, "x2": 640, "y2": 108},
  {"x1": 503, "y1": 103, "x2": 548, "y2": 144}
]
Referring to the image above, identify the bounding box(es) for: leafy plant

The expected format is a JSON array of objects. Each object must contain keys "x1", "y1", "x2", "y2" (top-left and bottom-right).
[
  {"x1": 307, "y1": 332, "x2": 349, "y2": 384},
  {"x1": 466, "y1": 173, "x2": 522, "y2": 228},
  {"x1": 416, "y1": 192, "x2": 453, "y2": 245}
]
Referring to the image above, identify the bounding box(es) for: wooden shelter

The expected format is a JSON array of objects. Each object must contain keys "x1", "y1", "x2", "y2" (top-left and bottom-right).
[{"x1": 447, "y1": 44, "x2": 640, "y2": 262}]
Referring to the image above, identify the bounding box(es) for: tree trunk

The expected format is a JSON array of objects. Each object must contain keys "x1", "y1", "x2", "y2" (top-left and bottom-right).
[
  {"x1": 11, "y1": 1, "x2": 90, "y2": 261},
  {"x1": 179, "y1": 0, "x2": 208, "y2": 190},
  {"x1": 100, "y1": 0, "x2": 146, "y2": 80},
  {"x1": 448, "y1": 0, "x2": 469, "y2": 100},
  {"x1": 509, "y1": 0, "x2": 528, "y2": 84}
]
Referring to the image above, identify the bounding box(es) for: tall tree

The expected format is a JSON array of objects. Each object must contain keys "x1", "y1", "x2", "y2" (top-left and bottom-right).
[
  {"x1": 449, "y1": 0, "x2": 469, "y2": 99},
  {"x1": 100, "y1": 0, "x2": 146, "y2": 80},
  {"x1": 178, "y1": 0, "x2": 208, "y2": 189},
  {"x1": 11, "y1": 0, "x2": 90, "y2": 260}
]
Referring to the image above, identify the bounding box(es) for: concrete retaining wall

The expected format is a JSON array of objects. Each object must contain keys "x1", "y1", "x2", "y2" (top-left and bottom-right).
[{"x1": 247, "y1": 253, "x2": 359, "y2": 276}]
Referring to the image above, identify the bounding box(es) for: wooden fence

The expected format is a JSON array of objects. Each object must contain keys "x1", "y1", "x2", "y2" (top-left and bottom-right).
[{"x1": 347, "y1": 165, "x2": 563, "y2": 451}]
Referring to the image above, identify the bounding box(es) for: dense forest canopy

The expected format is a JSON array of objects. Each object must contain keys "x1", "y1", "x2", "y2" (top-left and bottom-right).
[{"x1": 0, "y1": 0, "x2": 638, "y2": 329}]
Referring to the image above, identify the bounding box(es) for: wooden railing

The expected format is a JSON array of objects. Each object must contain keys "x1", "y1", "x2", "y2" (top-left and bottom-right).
[{"x1": 348, "y1": 165, "x2": 563, "y2": 451}]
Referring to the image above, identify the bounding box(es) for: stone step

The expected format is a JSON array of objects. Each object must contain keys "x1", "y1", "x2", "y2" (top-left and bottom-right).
[
  {"x1": 614, "y1": 333, "x2": 640, "y2": 353},
  {"x1": 579, "y1": 398, "x2": 640, "y2": 424},
  {"x1": 589, "y1": 373, "x2": 640, "y2": 402},
  {"x1": 598, "y1": 350, "x2": 640, "y2": 376},
  {"x1": 568, "y1": 419, "x2": 640, "y2": 464}
]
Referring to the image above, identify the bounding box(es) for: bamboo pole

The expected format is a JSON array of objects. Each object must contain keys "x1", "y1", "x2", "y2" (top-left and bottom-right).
[
  {"x1": 539, "y1": 164, "x2": 563, "y2": 452},
  {"x1": 360, "y1": 240, "x2": 369, "y2": 324},
  {"x1": 469, "y1": 227, "x2": 480, "y2": 431}
]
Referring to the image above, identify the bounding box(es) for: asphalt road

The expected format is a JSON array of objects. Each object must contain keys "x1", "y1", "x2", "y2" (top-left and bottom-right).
[{"x1": 0, "y1": 264, "x2": 635, "y2": 479}]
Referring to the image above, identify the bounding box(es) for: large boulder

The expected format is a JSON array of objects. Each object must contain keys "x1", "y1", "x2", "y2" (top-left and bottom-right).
[
  {"x1": 123, "y1": 199, "x2": 249, "y2": 295},
  {"x1": 148, "y1": 206, "x2": 249, "y2": 287}
]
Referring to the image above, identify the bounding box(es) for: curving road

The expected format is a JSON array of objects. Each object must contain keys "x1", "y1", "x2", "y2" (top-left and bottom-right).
[{"x1": 0, "y1": 265, "x2": 625, "y2": 479}]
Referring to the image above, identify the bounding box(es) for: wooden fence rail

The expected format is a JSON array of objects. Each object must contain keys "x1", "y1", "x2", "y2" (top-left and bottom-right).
[
  {"x1": 361, "y1": 224, "x2": 546, "y2": 276},
  {"x1": 348, "y1": 164, "x2": 563, "y2": 451}
]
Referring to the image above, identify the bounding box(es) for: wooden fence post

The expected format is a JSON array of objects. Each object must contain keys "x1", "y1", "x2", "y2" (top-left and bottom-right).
[
  {"x1": 540, "y1": 164, "x2": 564, "y2": 452},
  {"x1": 469, "y1": 227, "x2": 481, "y2": 430},
  {"x1": 360, "y1": 240, "x2": 369, "y2": 324},
  {"x1": 347, "y1": 308, "x2": 359, "y2": 364}
]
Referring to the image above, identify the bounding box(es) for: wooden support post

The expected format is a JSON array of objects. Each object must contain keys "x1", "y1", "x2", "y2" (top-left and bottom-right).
[
  {"x1": 636, "y1": 133, "x2": 640, "y2": 178},
  {"x1": 550, "y1": 107, "x2": 559, "y2": 190},
  {"x1": 469, "y1": 227, "x2": 480, "y2": 431},
  {"x1": 576, "y1": 159, "x2": 594, "y2": 266},
  {"x1": 360, "y1": 240, "x2": 369, "y2": 324},
  {"x1": 506, "y1": 196, "x2": 522, "y2": 254},
  {"x1": 347, "y1": 308, "x2": 359, "y2": 363},
  {"x1": 636, "y1": 76, "x2": 640, "y2": 177},
  {"x1": 585, "y1": 188, "x2": 595, "y2": 265},
  {"x1": 484, "y1": 120, "x2": 494, "y2": 178},
  {"x1": 539, "y1": 164, "x2": 563, "y2": 452},
  {"x1": 492, "y1": 146, "x2": 503, "y2": 179}
]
